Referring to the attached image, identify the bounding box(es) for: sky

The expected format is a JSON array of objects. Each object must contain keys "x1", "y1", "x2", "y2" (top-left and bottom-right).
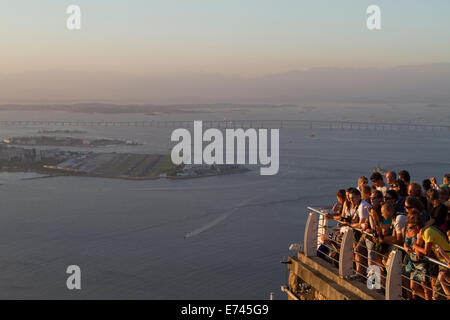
[{"x1": 1, "y1": 1, "x2": 450, "y2": 76}]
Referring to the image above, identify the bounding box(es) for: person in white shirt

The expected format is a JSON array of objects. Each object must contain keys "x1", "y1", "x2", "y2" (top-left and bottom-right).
[{"x1": 345, "y1": 189, "x2": 371, "y2": 279}]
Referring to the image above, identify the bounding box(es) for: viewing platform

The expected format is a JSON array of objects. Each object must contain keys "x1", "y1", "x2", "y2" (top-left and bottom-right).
[{"x1": 281, "y1": 207, "x2": 449, "y2": 300}]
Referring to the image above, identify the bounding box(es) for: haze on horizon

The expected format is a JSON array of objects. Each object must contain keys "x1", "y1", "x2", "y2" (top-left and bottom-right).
[{"x1": 1, "y1": 1, "x2": 449, "y2": 104}]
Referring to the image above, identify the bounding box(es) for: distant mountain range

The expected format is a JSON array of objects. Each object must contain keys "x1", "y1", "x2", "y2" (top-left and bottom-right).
[{"x1": 1, "y1": 64, "x2": 449, "y2": 104}]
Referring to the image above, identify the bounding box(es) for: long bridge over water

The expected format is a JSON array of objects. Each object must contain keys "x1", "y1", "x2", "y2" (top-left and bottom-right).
[{"x1": 0, "y1": 119, "x2": 449, "y2": 132}]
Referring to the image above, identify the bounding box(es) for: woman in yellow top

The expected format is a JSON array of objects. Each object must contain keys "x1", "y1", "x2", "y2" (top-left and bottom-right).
[{"x1": 413, "y1": 226, "x2": 450, "y2": 299}]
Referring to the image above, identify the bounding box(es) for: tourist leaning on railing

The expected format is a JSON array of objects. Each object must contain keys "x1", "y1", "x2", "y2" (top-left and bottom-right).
[
  {"x1": 318, "y1": 170, "x2": 449, "y2": 299},
  {"x1": 346, "y1": 189, "x2": 371, "y2": 279},
  {"x1": 324, "y1": 189, "x2": 371, "y2": 279},
  {"x1": 370, "y1": 203, "x2": 398, "y2": 269},
  {"x1": 413, "y1": 224, "x2": 450, "y2": 299},
  {"x1": 364, "y1": 202, "x2": 383, "y2": 272},
  {"x1": 403, "y1": 215, "x2": 432, "y2": 300},
  {"x1": 340, "y1": 187, "x2": 355, "y2": 222},
  {"x1": 326, "y1": 189, "x2": 346, "y2": 220},
  {"x1": 346, "y1": 189, "x2": 370, "y2": 229},
  {"x1": 378, "y1": 203, "x2": 404, "y2": 247},
  {"x1": 325, "y1": 188, "x2": 356, "y2": 224}
]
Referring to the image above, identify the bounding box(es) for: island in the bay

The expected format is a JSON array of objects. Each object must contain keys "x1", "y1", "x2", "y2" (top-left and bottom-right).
[{"x1": 0, "y1": 142, "x2": 249, "y2": 180}]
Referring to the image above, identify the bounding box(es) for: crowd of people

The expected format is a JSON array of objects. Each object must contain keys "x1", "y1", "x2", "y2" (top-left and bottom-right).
[{"x1": 320, "y1": 171, "x2": 450, "y2": 300}]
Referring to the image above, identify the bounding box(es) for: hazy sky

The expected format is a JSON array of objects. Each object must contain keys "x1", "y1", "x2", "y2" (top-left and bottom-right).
[{"x1": 1, "y1": 1, "x2": 450, "y2": 76}]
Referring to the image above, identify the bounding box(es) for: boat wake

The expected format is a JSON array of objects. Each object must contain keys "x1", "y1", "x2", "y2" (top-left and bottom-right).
[
  {"x1": 184, "y1": 196, "x2": 256, "y2": 238},
  {"x1": 184, "y1": 182, "x2": 287, "y2": 238}
]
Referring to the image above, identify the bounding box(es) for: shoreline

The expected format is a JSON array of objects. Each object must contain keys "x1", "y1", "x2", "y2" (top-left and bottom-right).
[
  {"x1": 166, "y1": 168, "x2": 250, "y2": 180},
  {"x1": 0, "y1": 167, "x2": 250, "y2": 181},
  {"x1": 20, "y1": 175, "x2": 57, "y2": 180}
]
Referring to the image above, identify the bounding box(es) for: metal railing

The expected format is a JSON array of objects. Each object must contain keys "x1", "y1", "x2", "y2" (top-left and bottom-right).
[{"x1": 303, "y1": 206, "x2": 450, "y2": 300}]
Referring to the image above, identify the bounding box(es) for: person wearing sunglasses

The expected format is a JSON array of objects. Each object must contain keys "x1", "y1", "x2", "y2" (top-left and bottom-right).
[
  {"x1": 392, "y1": 179, "x2": 408, "y2": 197},
  {"x1": 405, "y1": 196, "x2": 429, "y2": 227}
]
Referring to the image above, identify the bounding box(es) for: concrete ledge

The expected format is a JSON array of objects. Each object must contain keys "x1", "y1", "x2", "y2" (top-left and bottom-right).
[
  {"x1": 288, "y1": 252, "x2": 385, "y2": 300},
  {"x1": 289, "y1": 256, "x2": 361, "y2": 300}
]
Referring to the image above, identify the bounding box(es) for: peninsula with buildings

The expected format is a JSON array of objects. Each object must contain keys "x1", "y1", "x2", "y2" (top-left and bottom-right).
[{"x1": 0, "y1": 142, "x2": 248, "y2": 180}]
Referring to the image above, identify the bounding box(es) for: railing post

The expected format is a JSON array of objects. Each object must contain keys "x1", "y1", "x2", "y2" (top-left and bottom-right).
[
  {"x1": 385, "y1": 248, "x2": 403, "y2": 300},
  {"x1": 304, "y1": 212, "x2": 318, "y2": 257},
  {"x1": 339, "y1": 228, "x2": 354, "y2": 278},
  {"x1": 317, "y1": 213, "x2": 328, "y2": 249}
]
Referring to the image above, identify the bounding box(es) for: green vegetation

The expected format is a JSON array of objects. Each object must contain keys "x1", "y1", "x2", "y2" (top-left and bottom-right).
[
  {"x1": 146, "y1": 155, "x2": 178, "y2": 178},
  {"x1": 96, "y1": 154, "x2": 177, "y2": 179}
]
